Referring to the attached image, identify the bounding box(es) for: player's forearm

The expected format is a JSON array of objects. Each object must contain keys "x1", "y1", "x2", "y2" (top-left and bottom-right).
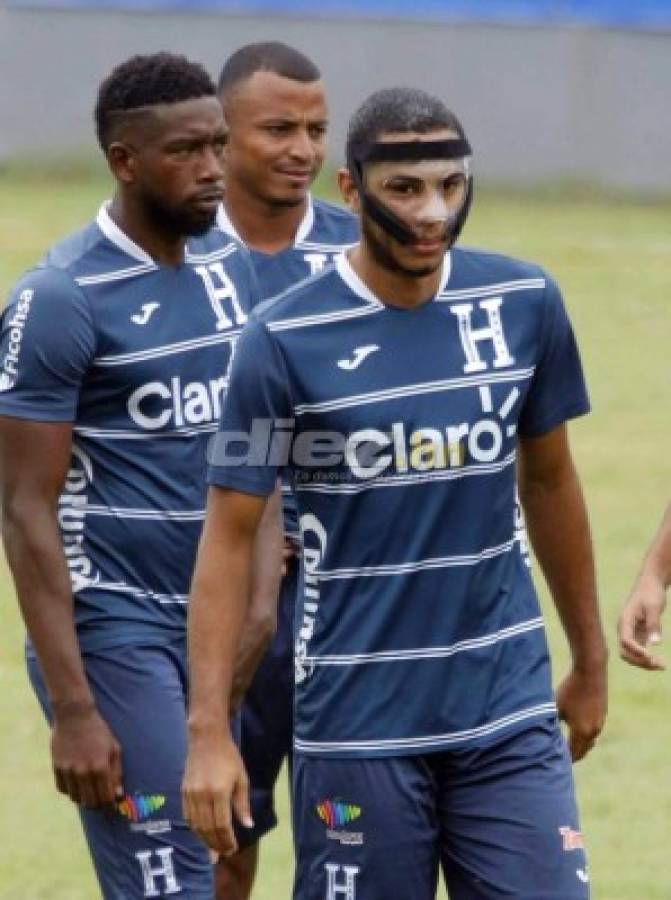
[
  {"x1": 637, "y1": 503, "x2": 671, "y2": 588},
  {"x1": 187, "y1": 528, "x2": 254, "y2": 739},
  {"x1": 2, "y1": 499, "x2": 94, "y2": 711},
  {"x1": 520, "y1": 463, "x2": 607, "y2": 670}
]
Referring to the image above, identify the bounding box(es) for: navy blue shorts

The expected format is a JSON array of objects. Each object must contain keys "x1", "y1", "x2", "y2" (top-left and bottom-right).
[
  {"x1": 292, "y1": 720, "x2": 590, "y2": 900},
  {"x1": 237, "y1": 561, "x2": 297, "y2": 847},
  {"x1": 28, "y1": 639, "x2": 214, "y2": 899}
]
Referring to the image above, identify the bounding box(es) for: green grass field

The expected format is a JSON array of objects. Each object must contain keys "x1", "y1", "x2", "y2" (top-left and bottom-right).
[{"x1": 0, "y1": 162, "x2": 670, "y2": 899}]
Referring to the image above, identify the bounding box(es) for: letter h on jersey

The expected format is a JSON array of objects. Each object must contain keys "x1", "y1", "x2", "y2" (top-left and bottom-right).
[{"x1": 450, "y1": 297, "x2": 514, "y2": 373}]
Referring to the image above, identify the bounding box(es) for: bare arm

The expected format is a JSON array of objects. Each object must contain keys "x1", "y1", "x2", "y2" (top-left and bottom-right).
[
  {"x1": 518, "y1": 424, "x2": 607, "y2": 761},
  {"x1": 230, "y1": 482, "x2": 284, "y2": 712},
  {"x1": 617, "y1": 502, "x2": 671, "y2": 671},
  {"x1": 0, "y1": 416, "x2": 122, "y2": 806},
  {"x1": 182, "y1": 485, "x2": 269, "y2": 855}
]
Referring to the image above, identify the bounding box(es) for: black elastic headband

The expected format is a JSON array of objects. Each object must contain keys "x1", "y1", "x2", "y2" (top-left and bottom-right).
[{"x1": 358, "y1": 138, "x2": 472, "y2": 165}]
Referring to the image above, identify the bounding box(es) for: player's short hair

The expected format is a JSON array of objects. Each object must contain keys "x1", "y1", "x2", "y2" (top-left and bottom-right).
[
  {"x1": 217, "y1": 42, "x2": 321, "y2": 98},
  {"x1": 95, "y1": 52, "x2": 216, "y2": 151},
  {"x1": 346, "y1": 87, "x2": 466, "y2": 168}
]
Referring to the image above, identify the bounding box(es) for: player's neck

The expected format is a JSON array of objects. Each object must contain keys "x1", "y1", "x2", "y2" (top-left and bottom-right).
[
  {"x1": 348, "y1": 243, "x2": 443, "y2": 310},
  {"x1": 223, "y1": 183, "x2": 308, "y2": 254},
  {"x1": 108, "y1": 197, "x2": 186, "y2": 266}
]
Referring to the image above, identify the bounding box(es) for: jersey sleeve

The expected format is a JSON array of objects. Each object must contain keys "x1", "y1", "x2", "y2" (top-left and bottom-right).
[
  {"x1": 0, "y1": 267, "x2": 96, "y2": 422},
  {"x1": 517, "y1": 275, "x2": 590, "y2": 437},
  {"x1": 207, "y1": 317, "x2": 293, "y2": 497}
]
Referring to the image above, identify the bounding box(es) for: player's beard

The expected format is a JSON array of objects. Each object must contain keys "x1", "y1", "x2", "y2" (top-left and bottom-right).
[
  {"x1": 141, "y1": 187, "x2": 218, "y2": 239},
  {"x1": 361, "y1": 216, "x2": 445, "y2": 279}
]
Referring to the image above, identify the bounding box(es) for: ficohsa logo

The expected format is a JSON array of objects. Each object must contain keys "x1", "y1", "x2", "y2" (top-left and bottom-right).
[
  {"x1": 295, "y1": 513, "x2": 328, "y2": 684},
  {"x1": 0, "y1": 288, "x2": 34, "y2": 392}
]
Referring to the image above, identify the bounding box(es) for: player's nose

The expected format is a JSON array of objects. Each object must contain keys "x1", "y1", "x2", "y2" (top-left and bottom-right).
[
  {"x1": 417, "y1": 188, "x2": 451, "y2": 224},
  {"x1": 287, "y1": 127, "x2": 316, "y2": 163},
  {"x1": 197, "y1": 145, "x2": 225, "y2": 182}
]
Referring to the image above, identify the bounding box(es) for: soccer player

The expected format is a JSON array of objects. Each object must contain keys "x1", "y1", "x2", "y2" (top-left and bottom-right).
[
  {"x1": 212, "y1": 42, "x2": 358, "y2": 899},
  {"x1": 618, "y1": 503, "x2": 670, "y2": 670},
  {"x1": 182, "y1": 87, "x2": 608, "y2": 899},
  {"x1": 0, "y1": 53, "x2": 281, "y2": 899}
]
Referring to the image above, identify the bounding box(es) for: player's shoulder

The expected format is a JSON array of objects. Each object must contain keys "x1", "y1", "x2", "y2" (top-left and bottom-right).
[
  {"x1": 251, "y1": 262, "x2": 360, "y2": 328},
  {"x1": 39, "y1": 218, "x2": 110, "y2": 279},
  {"x1": 306, "y1": 197, "x2": 359, "y2": 245},
  {"x1": 448, "y1": 245, "x2": 550, "y2": 291},
  {"x1": 186, "y1": 227, "x2": 249, "y2": 268}
]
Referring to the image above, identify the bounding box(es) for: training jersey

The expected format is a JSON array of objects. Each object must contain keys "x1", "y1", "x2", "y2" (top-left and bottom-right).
[
  {"x1": 208, "y1": 248, "x2": 590, "y2": 758},
  {"x1": 216, "y1": 195, "x2": 358, "y2": 538},
  {"x1": 0, "y1": 204, "x2": 256, "y2": 652}
]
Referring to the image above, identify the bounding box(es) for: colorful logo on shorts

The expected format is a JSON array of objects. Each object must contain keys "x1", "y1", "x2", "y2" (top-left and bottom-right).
[
  {"x1": 316, "y1": 800, "x2": 362, "y2": 829},
  {"x1": 116, "y1": 793, "x2": 166, "y2": 823},
  {"x1": 559, "y1": 826, "x2": 585, "y2": 852}
]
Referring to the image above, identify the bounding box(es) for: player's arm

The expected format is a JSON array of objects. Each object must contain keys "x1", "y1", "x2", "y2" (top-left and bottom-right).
[
  {"x1": 230, "y1": 481, "x2": 284, "y2": 713},
  {"x1": 182, "y1": 485, "x2": 269, "y2": 855},
  {"x1": 518, "y1": 424, "x2": 608, "y2": 762},
  {"x1": 618, "y1": 503, "x2": 671, "y2": 671},
  {"x1": 182, "y1": 315, "x2": 290, "y2": 855},
  {"x1": 0, "y1": 417, "x2": 122, "y2": 807}
]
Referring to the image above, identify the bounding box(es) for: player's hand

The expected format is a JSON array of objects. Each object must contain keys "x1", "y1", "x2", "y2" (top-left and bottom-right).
[
  {"x1": 556, "y1": 662, "x2": 607, "y2": 762},
  {"x1": 617, "y1": 573, "x2": 667, "y2": 670},
  {"x1": 182, "y1": 734, "x2": 253, "y2": 856},
  {"x1": 50, "y1": 703, "x2": 123, "y2": 809}
]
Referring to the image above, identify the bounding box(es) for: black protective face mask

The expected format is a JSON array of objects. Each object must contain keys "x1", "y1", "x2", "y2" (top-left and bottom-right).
[{"x1": 347, "y1": 138, "x2": 473, "y2": 247}]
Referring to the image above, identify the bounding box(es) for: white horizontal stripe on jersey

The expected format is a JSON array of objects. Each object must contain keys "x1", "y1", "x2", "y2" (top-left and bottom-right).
[
  {"x1": 305, "y1": 617, "x2": 544, "y2": 666},
  {"x1": 75, "y1": 263, "x2": 157, "y2": 286},
  {"x1": 296, "y1": 242, "x2": 355, "y2": 253},
  {"x1": 86, "y1": 581, "x2": 189, "y2": 604},
  {"x1": 317, "y1": 539, "x2": 514, "y2": 581},
  {"x1": 296, "y1": 451, "x2": 516, "y2": 494},
  {"x1": 185, "y1": 243, "x2": 238, "y2": 265},
  {"x1": 294, "y1": 367, "x2": 534, "y2": 416},
  {"x1": 293, "y1": 702, "x2": 558, "y2": 754},
  {"x1": 437, "y1": 278, "x2": 545, "y2": 302},
  {"x1": 85, "y1": 505, "x2": 205, "y2": 521},
  {"x1": 94, "y1": 333, "x2": 239, "y2": 366},
  {"x1": 266, "y1": 303, "x2": 382, "y2": 334},
  {"x1": 74, "y1": 422, "x2": 218, "y2": 440}
]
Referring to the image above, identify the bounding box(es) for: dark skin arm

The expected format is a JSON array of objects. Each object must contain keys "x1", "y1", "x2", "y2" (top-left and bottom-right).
[
  {"x1": 518, "y1": 424, "x2": 608, "y2": 762},
  {"x1": 182, "y1": 486, "x2": 271, "y2": 856},
  {"x1": 230, "y1": 482, "x2": 284, "y2": 712},
  {"x1": 617, "y1": 503, "x2": 671, "y2": 671},
  {"x1": 0, "y1": 416, "x2": 122, "y2": 807}
]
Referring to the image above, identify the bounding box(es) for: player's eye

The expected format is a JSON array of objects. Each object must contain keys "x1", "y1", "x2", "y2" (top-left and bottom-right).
[
  {"x1": 265, "y1": 123, "x2": 291, "y2": 136},
  {"x1": 384, "y1": 180, "x2": 421, "y2": 197},
  {"x1": 308, "y1": 124, "x2": 327, "y2": 140},
  {"x1": 442, "y1": 175, "x2": 467, "y2": 196}
]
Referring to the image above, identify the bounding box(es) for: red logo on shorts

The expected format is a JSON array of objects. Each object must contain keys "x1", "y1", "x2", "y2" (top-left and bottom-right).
[{"x1": 559, "y1": 826, "x2": 584, "y2": 851}]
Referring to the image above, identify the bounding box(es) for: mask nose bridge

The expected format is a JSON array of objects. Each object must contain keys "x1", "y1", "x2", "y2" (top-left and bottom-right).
[{"x1": 416, "y1": 182, "x2": 450, "y2": 223}]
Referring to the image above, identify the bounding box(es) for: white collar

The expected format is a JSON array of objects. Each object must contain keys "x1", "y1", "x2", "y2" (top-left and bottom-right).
[
  {"x1": 216, "y1": 194, "x2": 315, "y2": 248},
  {"x1": 96, "y1": 202, "x2": 155, "y2": 265},
  {"x1": 336, "y1": 250, "x2": 452, "y2": 306}
]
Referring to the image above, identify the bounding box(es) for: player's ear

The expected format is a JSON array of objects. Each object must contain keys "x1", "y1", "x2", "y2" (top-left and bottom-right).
[
  {"x1": 107, "y1": 141, "x2": 138, "y2": 186},
  {"x1": 337, "y1": 167, "x2": 360, "y2": 214}
]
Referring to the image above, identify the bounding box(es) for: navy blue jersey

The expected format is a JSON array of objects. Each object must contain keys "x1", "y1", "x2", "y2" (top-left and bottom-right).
[
  {"x1": 0, "y1": 204, "x2": 257, "y2": 652},
  {"x1": 208, "y1": 248, "x2": 589, "y2": 758},
  {"x1": 216, "y1": 196, "x2": 358, "y2": 538}
]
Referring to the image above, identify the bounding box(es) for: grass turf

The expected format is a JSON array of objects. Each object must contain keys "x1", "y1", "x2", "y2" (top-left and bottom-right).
[{"x1": 0, "y1": 164, "x2": 669, "y2": 898}]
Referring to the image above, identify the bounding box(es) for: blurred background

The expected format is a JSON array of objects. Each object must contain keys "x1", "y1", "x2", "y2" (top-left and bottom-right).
[
  {"x1": 1, "y1": 2, "x2": 670, "y2": 898},
  {"x1": 2, "y1": 0, "x2": 671, "y2": 190}
]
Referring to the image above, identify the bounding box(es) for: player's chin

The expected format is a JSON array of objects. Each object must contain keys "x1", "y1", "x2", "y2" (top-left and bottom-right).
[{"x1": 181, "y1": 206, "x2": 219, "y2": 237}]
